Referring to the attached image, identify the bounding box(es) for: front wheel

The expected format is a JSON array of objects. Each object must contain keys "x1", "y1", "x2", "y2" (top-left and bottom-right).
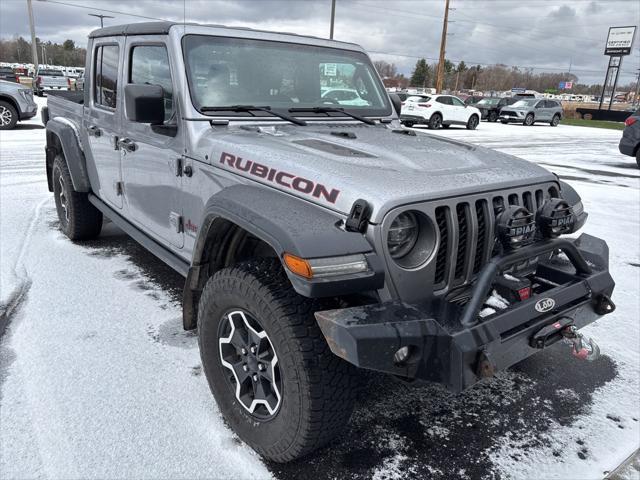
[
  {"x1": 0, "y1": 100, "x2": 18, "y2": 130},
  {"x1": 550, "y1": 114, "x2": 560, "y2": 126},
  {"x1": 197, "y1": 259, "x2": 358, "y2": 462},
  {"x1": 488, "y1": 111, "x2": 498, "y2": 122},
  {"x1": 428, "y1": 113, "x2": 442, "y2": 129},
  {"x1": 466, "y1": 114, "x2": 479, "y2": 130},
  {"x1": 524, "y1": 113, "x2": 535, "y2": 126}
]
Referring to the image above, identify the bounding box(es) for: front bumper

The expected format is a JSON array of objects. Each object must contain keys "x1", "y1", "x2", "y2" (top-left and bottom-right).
[{"x1": 315, "y1": 234, "x2": 615, "y2": 392}]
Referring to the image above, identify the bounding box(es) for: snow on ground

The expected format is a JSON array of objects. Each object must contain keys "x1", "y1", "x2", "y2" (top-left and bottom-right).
[{"x1": 1, "y1": 102, "x2": 639, "y2": 479}]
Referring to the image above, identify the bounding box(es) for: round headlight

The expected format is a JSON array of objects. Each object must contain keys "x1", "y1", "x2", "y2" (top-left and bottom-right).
[{"x1": 388, "y1": 212, "x2": 419, "y2": 259}]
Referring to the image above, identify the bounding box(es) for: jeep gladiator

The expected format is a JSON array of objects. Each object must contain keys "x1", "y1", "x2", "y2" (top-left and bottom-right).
[{"x1": 43, "y1": 22, "x2": 615, "y2": 462}]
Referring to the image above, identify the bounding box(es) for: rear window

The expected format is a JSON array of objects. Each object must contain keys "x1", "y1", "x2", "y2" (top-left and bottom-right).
[
  {"x1": 0, "y1": 67, "x2": 13, "y2": 74},
  {"x1": 40, "y1": 70, "x2": 63, "y2": 76},
  {"x1": 406, "y1": 96, "x2": 430, "y2": 102}
]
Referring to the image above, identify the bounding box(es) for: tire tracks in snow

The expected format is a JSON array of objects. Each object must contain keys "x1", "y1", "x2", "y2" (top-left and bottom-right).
[{"x1": 0, "y1": 197, "x2": 50, "y2": 337}]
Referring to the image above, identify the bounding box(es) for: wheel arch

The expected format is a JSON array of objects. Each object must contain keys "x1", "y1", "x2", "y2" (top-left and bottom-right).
[
  {"x1": 0, "y1": 94, "x2": 19, "y2": 116},
  {"x1": 182, "y1": 184, "x2": 382, "y2": 330},
  {"x1": 45, "y1": 119, "x2": 91, "y2": 193}
]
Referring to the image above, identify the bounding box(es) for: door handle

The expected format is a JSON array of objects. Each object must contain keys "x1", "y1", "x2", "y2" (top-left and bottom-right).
[
  {"x1": 117, "y1": 138, "x2": 137, "y2": 152},
  {"x1": 86, "y1": 125, "x2": 101, "y2": 137}
]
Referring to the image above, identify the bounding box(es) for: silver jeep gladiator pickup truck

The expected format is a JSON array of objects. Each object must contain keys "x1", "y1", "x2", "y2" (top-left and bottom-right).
[{"x1": 43, "y1": 22, "x2": 615, "y2": 462}]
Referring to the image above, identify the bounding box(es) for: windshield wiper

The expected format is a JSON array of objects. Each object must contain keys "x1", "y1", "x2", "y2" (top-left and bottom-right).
[
  {"x1": 288, "y1": 107, "x2": 376, "y2": 125},
  {"x1": 200, "y1": 105, "x2": 306, "y2": 126}
]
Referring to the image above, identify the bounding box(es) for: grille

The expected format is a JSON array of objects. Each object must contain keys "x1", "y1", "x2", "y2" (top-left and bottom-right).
[
  {"x1": 503, "y1": 111, "x2": 518, "y2": 117},
  {"x1": 432, "y1": 186, "x2": 554, "y2": 291}
]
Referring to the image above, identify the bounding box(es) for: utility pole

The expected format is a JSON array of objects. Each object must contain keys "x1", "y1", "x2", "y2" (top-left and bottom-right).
[
  {"x1": 329, "y1": 0, "x2": 336, "y2": 39},
  {"x1": 40, "y1": 44, "x2": 46, "y2": 65},
  {"x1": 435, "y1": 0, "x2": 451, "y2": 93},
  {"x1": 88, "y1": 13, "x2": 114, "y2": 28},
  {"x1": 27, "y1": 0, "x2": 39, "y2": 73}
]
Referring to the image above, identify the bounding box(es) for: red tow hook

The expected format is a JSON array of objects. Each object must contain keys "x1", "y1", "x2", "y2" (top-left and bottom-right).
[{"x1": 562, "y1": 325, "x2": 600, "y2": 361}]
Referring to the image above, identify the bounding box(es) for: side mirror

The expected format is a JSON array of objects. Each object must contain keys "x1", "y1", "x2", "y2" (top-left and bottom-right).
[
  {"x1": 125, "y1": 84, "x2": 164, "y2": 124},
  {"x1": 389, "y1": 93, "x2": 402, "y2": 117}
]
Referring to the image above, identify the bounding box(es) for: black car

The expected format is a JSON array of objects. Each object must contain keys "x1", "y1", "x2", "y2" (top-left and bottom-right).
[
  {"x1": 0, "y1": 66, "x2": 19, "y2": 83},
  {"x1": 464, "y1": 95, "x2": 484, "y2": 105},
  {"x1": 619, "y1": 109, "x2": 640, "y2": 168}
]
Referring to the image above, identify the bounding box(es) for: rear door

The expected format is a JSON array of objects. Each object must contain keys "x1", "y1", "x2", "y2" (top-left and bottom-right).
[
  {"x1": 535, "y1": 100, "x2": 549, "y2": 121},
  {"x1": 85, "y1": 39, "x2": 124, "y2": 209},
  {"x1": 435, "y1": 96, "x2": 453, "y2": 122},
  {"x1": 120, "y1": 38, "x2": 184, "y2": 248}
]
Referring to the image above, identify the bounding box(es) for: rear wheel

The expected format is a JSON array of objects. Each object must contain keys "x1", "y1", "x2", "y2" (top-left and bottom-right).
[
  {"x1": 0, "y1": 100, "x2": 18, "y2": 130},
  {"x1": 466, "y1": 114, "x2": 479, "y2": 130},
  {"x1": 636, "y1": 149, "x2": 640, "y2": 169},
  {"x1": 197, "y1": 259, "x2": 358, "y2": 462},
  {"x1": 52, "y1": 155, "x2": 103, "y2": 240},
  {"x1": 524, "y1": 113, "x2": 534, "y2": 126},
  {"x1": 550, "y1": 114, "x2": 560, "y2": 126},
  {"x1": 428, "y1": 113, "x2": 442, "y2": 130},
  {"x1": 488, "y1": 111, "x2": 498, "y2": 122}
]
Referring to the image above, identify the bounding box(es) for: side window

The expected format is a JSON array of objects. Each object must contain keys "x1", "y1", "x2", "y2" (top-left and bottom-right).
[
  {"x1": 94, "y1": 45, "x2": 119, "y2": 109},
  {"x1": 130, "y1": 45, "x2": 174, "y2": 121},
  {"x1": 451, "y1": 97, "x2": 465, "y2": 107},
  {"x1": 436, "y1": 96, "x2": 451, "y2": 105}
]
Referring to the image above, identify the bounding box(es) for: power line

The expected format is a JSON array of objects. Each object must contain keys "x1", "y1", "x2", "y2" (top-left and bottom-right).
[{"x1": 36, "y1": 0, "x2": 171, "y2": 22}]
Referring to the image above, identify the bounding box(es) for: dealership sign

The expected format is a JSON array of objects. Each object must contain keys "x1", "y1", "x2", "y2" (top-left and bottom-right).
[
  {"x1": 605, "y1": 26, "x2": 636, "y2": 55},
  {"x1": 559, "y1": 81, "x2": 573, "y2": 89}
]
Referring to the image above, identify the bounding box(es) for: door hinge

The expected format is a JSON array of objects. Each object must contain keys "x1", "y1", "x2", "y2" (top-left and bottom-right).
[
  {"x1": 169, "y1": 212, "x2": 183, "y2": 234},
  {"x1": 115, "y1": 181, "x2": 124, "y2": 196},
  {"x1": 176, "y1": 158, "x2": 183, "y2": 177}
]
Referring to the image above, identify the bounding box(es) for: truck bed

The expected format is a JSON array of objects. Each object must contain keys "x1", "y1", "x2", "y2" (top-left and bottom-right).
[{"x1": 46, "y1": 91, "x2": 84, "y2": 123}]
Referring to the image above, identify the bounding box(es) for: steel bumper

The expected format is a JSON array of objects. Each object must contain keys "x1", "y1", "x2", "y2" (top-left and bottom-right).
[{"x1": 315, "y1": 234, "x2": 615, "y2": 392}]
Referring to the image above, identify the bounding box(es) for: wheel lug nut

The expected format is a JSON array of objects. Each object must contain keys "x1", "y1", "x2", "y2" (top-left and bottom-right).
[
  {"x1": 252, "y1": 374, "x2": 258, "y2": 382},
  {"x1": 250, "y1": 345, "x2": 257, "y2": 354},
  {"x1": 242, "y1": 364, "x2": 249, "y2": 372},
  {"x1": 241, "y1": 347, "x2": 247, "y2": 355},
  {"x1": 258, "y1": 363, "x2": 265, "y2": 371}
]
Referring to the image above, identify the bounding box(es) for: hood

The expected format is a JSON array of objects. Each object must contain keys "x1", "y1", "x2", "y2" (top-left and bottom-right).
[{"x1": 194, "y1": 122, "x2": 556, "y2": 223}]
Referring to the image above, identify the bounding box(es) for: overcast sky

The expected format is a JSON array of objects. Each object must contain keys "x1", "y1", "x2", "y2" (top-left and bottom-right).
[{"x1": 1, "y1": 0, "x2": 639, "y2": 84}]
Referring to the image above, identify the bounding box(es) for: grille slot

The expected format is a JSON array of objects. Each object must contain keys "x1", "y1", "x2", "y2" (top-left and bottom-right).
[
  {"x1": 434, "y1": 207, "x2": 449, "y2": 284},
  {"x1": 473, "y1": 200, "x2": 488, "y2": 274},
  {"x1": 454, "y1": 204, "x2": 469, "y2": 279}
]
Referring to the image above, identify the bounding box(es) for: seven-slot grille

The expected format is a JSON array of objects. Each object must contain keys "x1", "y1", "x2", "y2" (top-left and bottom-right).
[
  {"x1": 433, "y1": 185, "x2": 559, "y2": 291},
  {"x1": 502, "y1": 111, "x2": 518, "y2": 117}
]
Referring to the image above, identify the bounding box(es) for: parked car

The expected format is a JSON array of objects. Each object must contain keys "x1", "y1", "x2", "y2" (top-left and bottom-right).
[
  {"x1": 73, "y1": 71, "x2": 85, "y2": 91},
  {"x1": 34, "y1": 69, "x2": 70, "y2": 96},
  {"x1": 0, "y1": 79, "x2": 38, "y2": 129},
  {"x1": 0, "y1": 66, "x2": 19, "y2": 83},
  {"x1": 470, "y1": 97, "x2": 522, "y2": 122},
  {"x1": 618, "y1": 109, "x2": 640, "y2": 168},
  {"x1": 44, "y1": 21, "x2": 615, "y2": 463},
  {"x1": 464, "y1": 95, "x2": 484, "y2": 105},
  {"x1": 400, "y1": 94, "x2": 481, "y2": 129},
  {"x1": 499, "y1": 98, "x2": 563, "y2": 126}
]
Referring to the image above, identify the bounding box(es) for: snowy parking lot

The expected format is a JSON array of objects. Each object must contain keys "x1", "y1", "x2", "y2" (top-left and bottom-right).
[{"x1": 1, "y1": 97, "x2": 639, "y2": 479}]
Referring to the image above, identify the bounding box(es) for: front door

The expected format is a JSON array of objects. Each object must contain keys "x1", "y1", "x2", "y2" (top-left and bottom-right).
[
  {"x1": 85, "y1": 39, "x2": 124, "y2": 209},
  {"x1": 120, "y1": 40, "x2": 183, "y2": 248}
]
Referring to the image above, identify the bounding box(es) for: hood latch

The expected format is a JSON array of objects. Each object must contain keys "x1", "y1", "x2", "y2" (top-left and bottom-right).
[{"x1": 345, "y1": 199, "x2": 371, "y2": 233}]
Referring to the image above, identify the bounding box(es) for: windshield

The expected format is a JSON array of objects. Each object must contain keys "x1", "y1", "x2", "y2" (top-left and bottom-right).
[
  {"x1": 183, "y1": 35, "x2": 391, "y2": 117},
  {"x1": 477, "y1": 98, "x2": 499, "y2": 105},
  {"x1": 512, "y1": 99, "x2": 538, "y2": 107}
]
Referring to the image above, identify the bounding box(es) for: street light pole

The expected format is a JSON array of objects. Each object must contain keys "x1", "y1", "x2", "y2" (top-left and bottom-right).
[
  {"x1": 329, "y1": 0, "x2": 336, "y2": 39},
  {"x1": 88, "y1": 13, "x2": 114, "y2": 28}
]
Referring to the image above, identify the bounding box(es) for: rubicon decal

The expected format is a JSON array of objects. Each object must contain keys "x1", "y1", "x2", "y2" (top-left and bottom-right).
[{"x1": 220, "y1": 152, "x2": 340, "y2": 204}]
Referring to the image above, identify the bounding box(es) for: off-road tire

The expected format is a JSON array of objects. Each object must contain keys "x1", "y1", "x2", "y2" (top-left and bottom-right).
[
  {"x1": 52, "y1": 155, "x2": 102, "y2": 240},
  {"x1": 636, "y1": 148, "x2": 640, "y2": 169},
  {"x1": 0, "y1": 100, "x2": 18, "y2": 130},
  {"x1": 428, "y1": 113, "x2": 442, "y2": 129},
  {"x1": 488, "y1": 111, "x2": 498, "y2": 122},
  {"x1": 197, "y1": 259, "x2": 358, "y2": 462},
  {"x1": 466, "y1": 114, "x2": 479, "y2": 130},
  {"x1": 550, "y1": 114, "x2": 560, "y2": 126},
  {"x1": 524, "y1": 113, "x2": 535, "y2": 126}
]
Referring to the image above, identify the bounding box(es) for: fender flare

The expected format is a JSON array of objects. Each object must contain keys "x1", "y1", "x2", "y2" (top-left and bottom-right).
[
  {"x1": 182, "y1": 184, "x2": 383, "y2": 329},
  {"x1": 45, "y1": 118, "x2": 91, "y2": 192}
]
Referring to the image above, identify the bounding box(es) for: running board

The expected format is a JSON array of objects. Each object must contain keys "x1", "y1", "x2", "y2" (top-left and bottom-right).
[{"x1": 88, "y1": 194, "x2": 190, "y2": 277}]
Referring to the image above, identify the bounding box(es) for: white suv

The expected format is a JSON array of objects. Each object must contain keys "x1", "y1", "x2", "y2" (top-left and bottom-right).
[{"x1": 400, "y1": 94, "x2": 481, "y2": 130}]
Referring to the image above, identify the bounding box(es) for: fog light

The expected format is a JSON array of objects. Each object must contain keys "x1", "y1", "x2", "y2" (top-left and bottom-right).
[
  {"x1": 496, "y1": 205, "x2": 536, "y2": 249},
  {"x1": 393, "y1": 345, "x2": 417, "y2": 366},
  {"x1": 536, "y1": 198, "x2": 575, "y2": 238}
]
